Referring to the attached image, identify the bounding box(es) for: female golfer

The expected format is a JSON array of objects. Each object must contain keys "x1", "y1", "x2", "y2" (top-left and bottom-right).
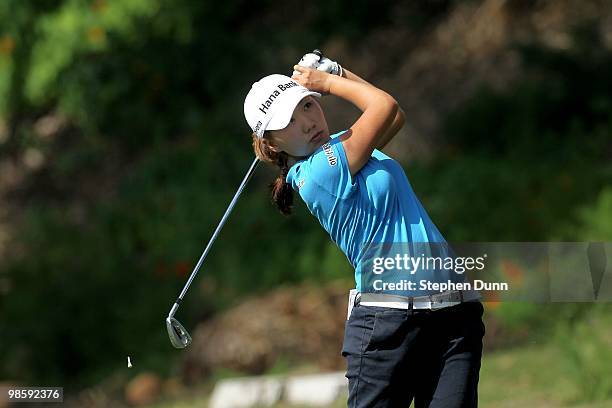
[{"x1": 243, "y1": 54, "x2": 485, "y2": 407}]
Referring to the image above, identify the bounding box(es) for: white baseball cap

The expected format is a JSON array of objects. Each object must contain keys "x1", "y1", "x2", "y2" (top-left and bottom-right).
[{"x1": 244, "y1": 74, "x2": 321, "y2": 138}]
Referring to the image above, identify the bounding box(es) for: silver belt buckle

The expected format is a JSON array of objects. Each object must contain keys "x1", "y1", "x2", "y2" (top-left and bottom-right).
[
  {"x1": 430, "y1": 294, "x2": 447, "y2": 310},
  {"x1": 430, "y1": 291, "x2": 462, "y2": 310}
]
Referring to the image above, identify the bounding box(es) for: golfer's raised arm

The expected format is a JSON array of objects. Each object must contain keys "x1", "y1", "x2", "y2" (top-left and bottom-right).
[
  {"x1": 340, "y1": 67, "x2": 406, "y2": 151},
  {"x1": 328, "y1": 74, "x2": 399, "y2": 176}
]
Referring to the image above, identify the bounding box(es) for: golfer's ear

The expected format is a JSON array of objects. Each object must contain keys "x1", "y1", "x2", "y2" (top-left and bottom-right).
[{"x1": 263, "y1": 138, "x2": 281, "y2": 153}]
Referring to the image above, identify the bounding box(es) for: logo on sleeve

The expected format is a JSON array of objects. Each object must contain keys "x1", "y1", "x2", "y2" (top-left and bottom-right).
[
  {"x1": 297, "y1": 179, "x2": 305, "y2": 189},
  {"x1": 322, "y1": 142, "x2": 337, "y2": 166}
]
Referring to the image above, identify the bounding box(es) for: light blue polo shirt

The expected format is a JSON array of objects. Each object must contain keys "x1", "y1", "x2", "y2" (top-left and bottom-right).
[{"x1": 286, "y1": 131, "x2": 477, "y2": 297}]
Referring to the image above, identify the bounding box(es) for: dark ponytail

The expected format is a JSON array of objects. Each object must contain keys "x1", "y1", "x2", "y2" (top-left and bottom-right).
[{"x1": 251, "y1": 133, "x2": 294, "y2": 216}]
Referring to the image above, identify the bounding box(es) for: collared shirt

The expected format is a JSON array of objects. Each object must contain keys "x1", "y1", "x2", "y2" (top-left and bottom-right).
[{"x1": 287, "y1": 130, "x2": 477, "y2": 297}]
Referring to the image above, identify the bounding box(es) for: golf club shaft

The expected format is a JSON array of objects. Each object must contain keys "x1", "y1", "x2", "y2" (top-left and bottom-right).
[{"x1": 167, "y1": 157, "x2": 260, "y2": 318}]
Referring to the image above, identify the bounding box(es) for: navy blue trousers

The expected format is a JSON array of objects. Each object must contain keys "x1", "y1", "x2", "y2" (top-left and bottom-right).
[{"x1": 342, "y1": 300, "x2": 485, "y2": 408}]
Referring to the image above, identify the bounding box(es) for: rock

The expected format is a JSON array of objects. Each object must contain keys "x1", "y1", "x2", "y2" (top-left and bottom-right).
[
  {"x1": 209, "y1": 377, "x2": 283, "y2": 408},
  {"x1": 161, "y1": 377, "x2": 185, "y2": 398},
  {"x1": 284, "y1": 372, "x2": 347, "y2": 406},
  {"x1": 208, "y1": 372, "x2": 348, "y2": 408},
  {"x1": 124, "y1": 372, "x2": 162, "y2": 406},
  {"x1": 0, "y1": 382, "x2": 20, "y2": 408}
]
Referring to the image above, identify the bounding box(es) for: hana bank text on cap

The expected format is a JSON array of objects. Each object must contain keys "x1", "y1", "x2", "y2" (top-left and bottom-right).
[{"x1": 244, "y1": 74, "x2": 321, "y2": 138}]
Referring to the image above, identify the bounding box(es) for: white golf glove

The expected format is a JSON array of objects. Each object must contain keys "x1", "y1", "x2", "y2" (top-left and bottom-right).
[
  {"x1": 293, "y1": 49, "x2": 343, "y2": 77},
  {"x1": 317, "y1": 56, "x2": 343, "y2": 76}
]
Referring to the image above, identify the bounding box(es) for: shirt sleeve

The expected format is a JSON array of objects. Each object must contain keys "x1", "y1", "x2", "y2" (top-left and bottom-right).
[{"x1": 306, "y1": 133, "x2": 357, "y2": 199}]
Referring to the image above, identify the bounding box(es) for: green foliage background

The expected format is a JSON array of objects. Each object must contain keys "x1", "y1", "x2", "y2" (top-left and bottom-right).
[{"x1": 0, "y1": 0, "x2": 610, "y2": 402}]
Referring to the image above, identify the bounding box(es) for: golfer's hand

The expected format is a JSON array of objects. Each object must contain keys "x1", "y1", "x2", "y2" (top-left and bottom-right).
[{"x1": 292, "y1": 65, "x2": 332, "y2": 95}]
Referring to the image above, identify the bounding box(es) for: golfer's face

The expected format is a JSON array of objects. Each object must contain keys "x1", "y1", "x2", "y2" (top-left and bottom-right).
[{"x1": 269, "y1": 96, "x2": 330, "y2": 157}]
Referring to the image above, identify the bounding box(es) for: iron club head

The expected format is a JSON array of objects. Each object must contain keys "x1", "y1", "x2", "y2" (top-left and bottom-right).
[{"x1": 166, "y1": 317, "x2": 192, "y2": 349}]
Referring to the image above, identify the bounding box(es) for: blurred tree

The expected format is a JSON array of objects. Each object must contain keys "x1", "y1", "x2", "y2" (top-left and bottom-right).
[
  {"x1": 430, "y1": 22, "x2": 612, "y2": 241},
  {"x1": 0, "y1": 0, "x2": 63, "y2": 157},
  {"x1": 0, "y1": 0, "x2": 397, "y2": 389}
]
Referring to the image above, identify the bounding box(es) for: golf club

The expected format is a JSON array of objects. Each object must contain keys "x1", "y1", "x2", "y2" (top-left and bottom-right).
[{"x1": 166, "y1": 157, "x2": 260, "y2": 348}]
